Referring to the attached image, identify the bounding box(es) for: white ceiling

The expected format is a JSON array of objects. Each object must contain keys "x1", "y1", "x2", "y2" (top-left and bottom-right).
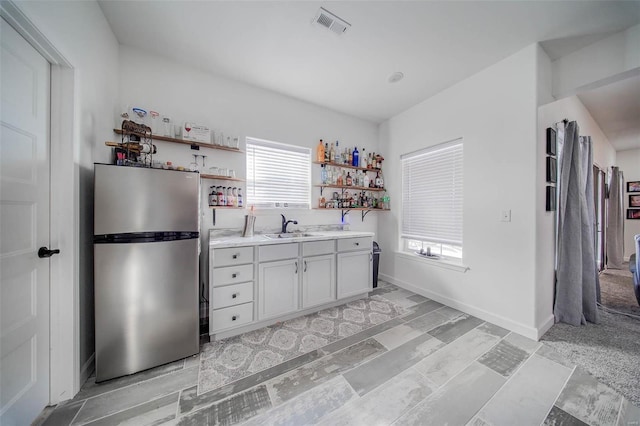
[
  {"x1": 98, "y1": 1, "x2": 640, "y2": 123},
  {"x1": 577, "y1": 75, "x2": 640, "y2": 151}
]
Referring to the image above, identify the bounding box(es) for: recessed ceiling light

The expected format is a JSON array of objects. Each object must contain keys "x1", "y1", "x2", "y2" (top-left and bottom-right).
[{"x1": 388, "y1": 72, "x2": 404, "y2": 83}]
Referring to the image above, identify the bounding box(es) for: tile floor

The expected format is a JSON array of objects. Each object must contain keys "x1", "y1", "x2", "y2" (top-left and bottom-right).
[{"x1": 39, "y1": 282, "x2": 640, "y2": 426}]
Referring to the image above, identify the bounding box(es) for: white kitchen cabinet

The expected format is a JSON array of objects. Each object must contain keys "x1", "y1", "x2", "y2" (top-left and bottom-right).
[
  {"x1": 302, "y1": 254, "x2": 336, "y2": 309},
  {"x1": 258, "y1": 259, "x2": 299, "y2": 320},
  {"x1": 337, "y1": 250, "x2": 372, "y2": 299}
]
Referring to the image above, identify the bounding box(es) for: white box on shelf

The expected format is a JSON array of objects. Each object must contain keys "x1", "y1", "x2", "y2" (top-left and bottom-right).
[{"x1": 184, "y1": 124, "x2": 211, "y2": 143}]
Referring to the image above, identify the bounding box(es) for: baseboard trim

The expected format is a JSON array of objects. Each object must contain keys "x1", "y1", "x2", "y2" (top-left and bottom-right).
[
  {"x1": 80, "y1": 353, "x2": 95, "y2": 387},
  {"x1": 536, "y1": 314, "x2": 555, "y2": 340},
  {"x1": 379, "y1": 273, "x2": 541, "y2": 340}
]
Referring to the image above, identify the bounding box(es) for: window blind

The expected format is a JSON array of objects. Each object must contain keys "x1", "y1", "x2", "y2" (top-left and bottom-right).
[
  {"x1": 246, "y1": 137, "x2": 311, "y2": 209},
  {"x1": 401, "y1": 139, "x2": 463, "y2": 245}
]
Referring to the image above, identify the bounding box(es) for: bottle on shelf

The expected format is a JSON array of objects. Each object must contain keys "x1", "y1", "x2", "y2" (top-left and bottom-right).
[
  {"x1": 324, "y1": 141, "x2": 329, "y2": 162},
  {"x1": 317, "y1": 139, "x2": 325, "y2": 162},
  {"x1": 348, "y1": 148, "x2": 353, "y2": 165},
  {"x1": 346, "y1": 172, "x2": 353, "y2": 186},
  {"x1": 375, "y1": 171, "x2": 383, "y2": 188},
  {"x1": 209, "y1": 186, "x2": 217, "y2": 206},
  {"x1": 352, "y1": 147, "x2": 359, "y2": 167},
  {"x1": 330, "y1": 142, "x2": 335, "y2": 163},
  {"x1": 321, "y1": 163, "x2": 328, "y2": 184},
  {"x1": 367, "y1": 153, "x2": 372, "y2": 169},
  {"x1": 337, "y1": 170, "x2": 344, "y2": 186},
  {"x1": 237, "y1": 188, "x2": 243, "y2": 207},
  {"x1": 378, "y1": 170, "x2": 384, "y2": 189},
  {"x1": 334, "y1": 141, "x2": 340, "y2": 163},
  {"x1": 372, "y1": 152, "x2": 377, "y2": 169}
]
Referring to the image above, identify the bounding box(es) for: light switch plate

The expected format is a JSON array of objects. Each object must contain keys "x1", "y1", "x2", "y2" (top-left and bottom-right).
[{"x1": 500, "y1": 210, "x2": 511, "y2": 222}]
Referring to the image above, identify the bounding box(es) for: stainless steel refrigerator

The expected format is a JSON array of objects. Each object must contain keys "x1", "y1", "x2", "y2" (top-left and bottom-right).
[{"x1": 93, "y1": 164, "x2": 200, "y2": 382}]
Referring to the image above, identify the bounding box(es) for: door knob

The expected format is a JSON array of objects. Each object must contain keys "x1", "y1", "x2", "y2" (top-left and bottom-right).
[{"x1": 38, "y1": 247, "x2": 60, "y2": 258}]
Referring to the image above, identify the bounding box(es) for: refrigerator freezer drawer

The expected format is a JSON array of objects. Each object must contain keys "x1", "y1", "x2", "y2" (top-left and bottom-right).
[
  {"x1": 210, "y1": 302, "x2": 254, "y2": 332},
  {"x1": 211, "y1": 281, "x2": 254, "y2": 309},
  {"x1": 94, "y1": 238, "x2": 199, "y2": 382},
  {"x1": 94, "y1": 164, "x2": 199, "y2": 235},
  {"x1": 211, "y1": 264, "x2": 254, "y2": 287}
]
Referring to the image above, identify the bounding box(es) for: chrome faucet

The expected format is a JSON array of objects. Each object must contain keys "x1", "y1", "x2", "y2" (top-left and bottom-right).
[{"x1": 281, "y1": 214, "x2": 298, "y2": 234}]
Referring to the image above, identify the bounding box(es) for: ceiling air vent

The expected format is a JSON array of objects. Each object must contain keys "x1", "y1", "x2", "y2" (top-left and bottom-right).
[{"x1": 313, "y1": 7, "x2": 351, "y2": 35}]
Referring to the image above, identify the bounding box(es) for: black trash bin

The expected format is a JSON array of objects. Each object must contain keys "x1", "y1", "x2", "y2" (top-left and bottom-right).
[{"x1": 372, "y1": 241, "x2": 382, "y2": 288}]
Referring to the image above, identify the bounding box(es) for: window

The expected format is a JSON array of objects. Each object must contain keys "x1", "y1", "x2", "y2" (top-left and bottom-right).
[
  {"x1": 401, "y1": 138, "x2": 463, "y2": 259},
  {"x1": 246, "y1": 137, "x2": 311, "y2": 209}
]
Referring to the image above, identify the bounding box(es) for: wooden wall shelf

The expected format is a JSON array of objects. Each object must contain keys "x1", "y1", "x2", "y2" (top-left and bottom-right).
[
  {"x1": 314, "y1": 184, "x2": 385, "y2": 192},
  {"x1": 200, "y1": 174, "x2": 245, "y2": 182},
  {"x1": 114, "y1": 129, "x2": 244, "y2": 153},
  {"x1": 312, "y1": 161, "x2": 382, "y2": 172}
]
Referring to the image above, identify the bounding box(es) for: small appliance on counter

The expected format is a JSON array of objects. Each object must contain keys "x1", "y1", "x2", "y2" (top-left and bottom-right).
[{"x1": 93, "y1": 164, "x2": 200, "y2": 382}]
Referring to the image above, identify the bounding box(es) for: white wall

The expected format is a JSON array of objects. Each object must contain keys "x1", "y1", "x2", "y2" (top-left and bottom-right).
[
  {"x1": 118, "y1": 45, "x2": 380, "y2": 301},
  {"x1": 14, "y1": 0, "x2": 119, "y2": 402},
  {"x1": 617, "y1": 148, "x2": 640, "y2": 259},
  {"x1": 378, "y1": 44, "x2": 541, "y2": 339},
  {"x1": 552, "y1": 24, "x2": 640, "y2": 98}
]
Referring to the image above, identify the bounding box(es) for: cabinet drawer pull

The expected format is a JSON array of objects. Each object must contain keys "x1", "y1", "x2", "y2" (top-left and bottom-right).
[
  {"x1": 232, "y1": 272, "x2": 239, "y2": 278},
  {"x1": 232, "y1": 253, "x2": 240, "y2": 259},
  {"x1": 355, "y1": 242, "x2": 360, "y2": 246},
  {"x1": 232, "y1": 315, "x2": 238, "y2": 321},
  {"x1": 232, "y1": 293, "x2": 238, "y2": 299}
]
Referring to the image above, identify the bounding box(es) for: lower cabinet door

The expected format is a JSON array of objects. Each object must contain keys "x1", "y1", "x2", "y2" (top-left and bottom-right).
[
  {"x1": 302, "y1": 254, "x2": 336, "y2": 309},
  {"x1": 337, "y1": 250, "x2": 372, "y2": 299},
  {"x1": 258, "y1": 259, "x2": 299, "y2": 320}
]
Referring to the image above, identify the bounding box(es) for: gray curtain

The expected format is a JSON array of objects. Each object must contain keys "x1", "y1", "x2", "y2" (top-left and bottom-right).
[
  {"x1": 606, "y1": 167, "x2": 624, "y2": 269},
  {"x1": 554, "y1": 122, "x2": 599, "y2": 325}
]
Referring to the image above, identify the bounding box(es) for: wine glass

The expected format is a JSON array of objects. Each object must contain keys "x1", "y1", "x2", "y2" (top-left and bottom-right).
[{"x1": 184, "y1": 122, "x2": 192, "y2": 140}]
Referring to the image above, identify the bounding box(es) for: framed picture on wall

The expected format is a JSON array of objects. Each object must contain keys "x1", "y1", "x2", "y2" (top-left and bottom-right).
[
  {"x1": 546, "y1": 157, "x2": 557, "y2": 183},
  {"x1": 546, "y1": 128, "x2": 557, "y2": 156},
  {"x1": 627, "y1": 209, "x2": 640, "y2": 220},
  {"x1": 628, "y1": 181, "x2": 640, "y2": 192},
  {"x1": 630, "y1": 194, "x2": 640, "y2": 208},
  {"x1": 546, "y1": 186, "x2": 556, "y2": 211}
]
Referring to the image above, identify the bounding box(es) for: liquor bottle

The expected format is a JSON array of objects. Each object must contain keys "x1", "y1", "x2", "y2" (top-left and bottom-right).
[
  {"x1": 375, "y1": 171, "x2": 382, "y2": 188},
  {"x1": 227, "y1": 187, "x2": 234, "y2": 206},
  {"x1": 330, "y1": 143, "x2": 335, "y2": 163},
  {"x1": 337, "y1": 171, "x2": 344, "y2": 186},
  {"x1": 317, "y1": 139, "x2": 325, "y2": 162},
  {"x1": 378, "y1": 171, "x2": 384, "y2": 189},
  {"x1": 324, "y1": 141, "x2": 329, "y2": 162},
  {"x1": 372, "y1": 152, "x2": 377, "y2": 169},
  {"x1": 367, "y1": 153, "x2": 373, "y2": 169},
  {"x1": 348, "y1": 149, "x2": 353, "y2": 165},
  {"x1": 360, "y1": 148, "x2": 366, "y2": 168},
  {"x1": 346, "y1": 172, "x2": 353, "y2": 186},
  {"x1": 237, "y1": 188, "x2": 243, "y2": 207},
  {"x1": 352, "y1": 147, "x2": 359, "y2": 167},
  {"x1": 321, "y1": 164, "x2": 327, "y2": 184},
  {"x1": 334, "y1": 141, "x2": 340, "y2": 163},
  {"x1": 363, "y1": 172, "x2": 370, "y2": 188}
]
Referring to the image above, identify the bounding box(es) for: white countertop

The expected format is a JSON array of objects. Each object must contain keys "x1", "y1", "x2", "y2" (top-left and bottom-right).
[{"x1": 208, "y1": 230, "x2": 375, "y2": 248}]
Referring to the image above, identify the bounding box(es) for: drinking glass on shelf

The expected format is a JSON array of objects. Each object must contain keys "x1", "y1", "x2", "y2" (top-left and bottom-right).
[
  {"x1": 209, "y1": 166, "x2": 219, "y2": 176},
  {"x1": 219, "y1": 167, "x2": 228, "y2": 177},
  {"x1": 184, "y1": 122, "x2": 192, "y2": 139},
  {"x1": 228, "y1": 169, "x2": 236, "y2": 178}
]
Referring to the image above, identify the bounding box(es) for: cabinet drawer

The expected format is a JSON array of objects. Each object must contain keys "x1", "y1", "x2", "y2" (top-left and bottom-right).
[
  {"x1": 212, "y1": 264, "x2": 254, "y2": 287},
  {"x1": 259, "y1": 243, "x2": 298, "y2": 262},
  {"x1": 337, "y1": 237, "x2": 372, "y2": 252},
  {"x1": 212, "y1": 282, "x2": 253, "y2": 309},
  {"x1": 212, "y1": 246, "x2": 254, "y2": 267},
  {"x1": 210, "y1": 302, "x2": 253, "y2": 332},
  {"x1": 302, "y1": 240, "x2": 335, "y2": 257}
]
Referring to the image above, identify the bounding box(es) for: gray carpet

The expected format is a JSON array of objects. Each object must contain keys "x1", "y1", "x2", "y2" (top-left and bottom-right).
[
  {"x1": 542, "y1": 267, "x2": 640, "y2": 407},
  {"x1": 599, "y1": 262, "x2": 640, "y2": 316}
]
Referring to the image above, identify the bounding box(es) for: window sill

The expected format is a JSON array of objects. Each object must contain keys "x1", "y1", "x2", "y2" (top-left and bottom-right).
[{"x1": 395, "y1": 251, "x2": 469, "y2": 273}]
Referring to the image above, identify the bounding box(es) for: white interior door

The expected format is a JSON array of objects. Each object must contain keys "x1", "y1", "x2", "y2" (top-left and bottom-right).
[{"x1": 0, "y1": 18, "x2": 51, "y2": 426}]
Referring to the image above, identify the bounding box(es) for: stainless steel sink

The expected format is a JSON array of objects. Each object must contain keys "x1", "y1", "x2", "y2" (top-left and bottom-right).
[{"x1": 263, "y1": 233, "x2": 316, "y2": 239}]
